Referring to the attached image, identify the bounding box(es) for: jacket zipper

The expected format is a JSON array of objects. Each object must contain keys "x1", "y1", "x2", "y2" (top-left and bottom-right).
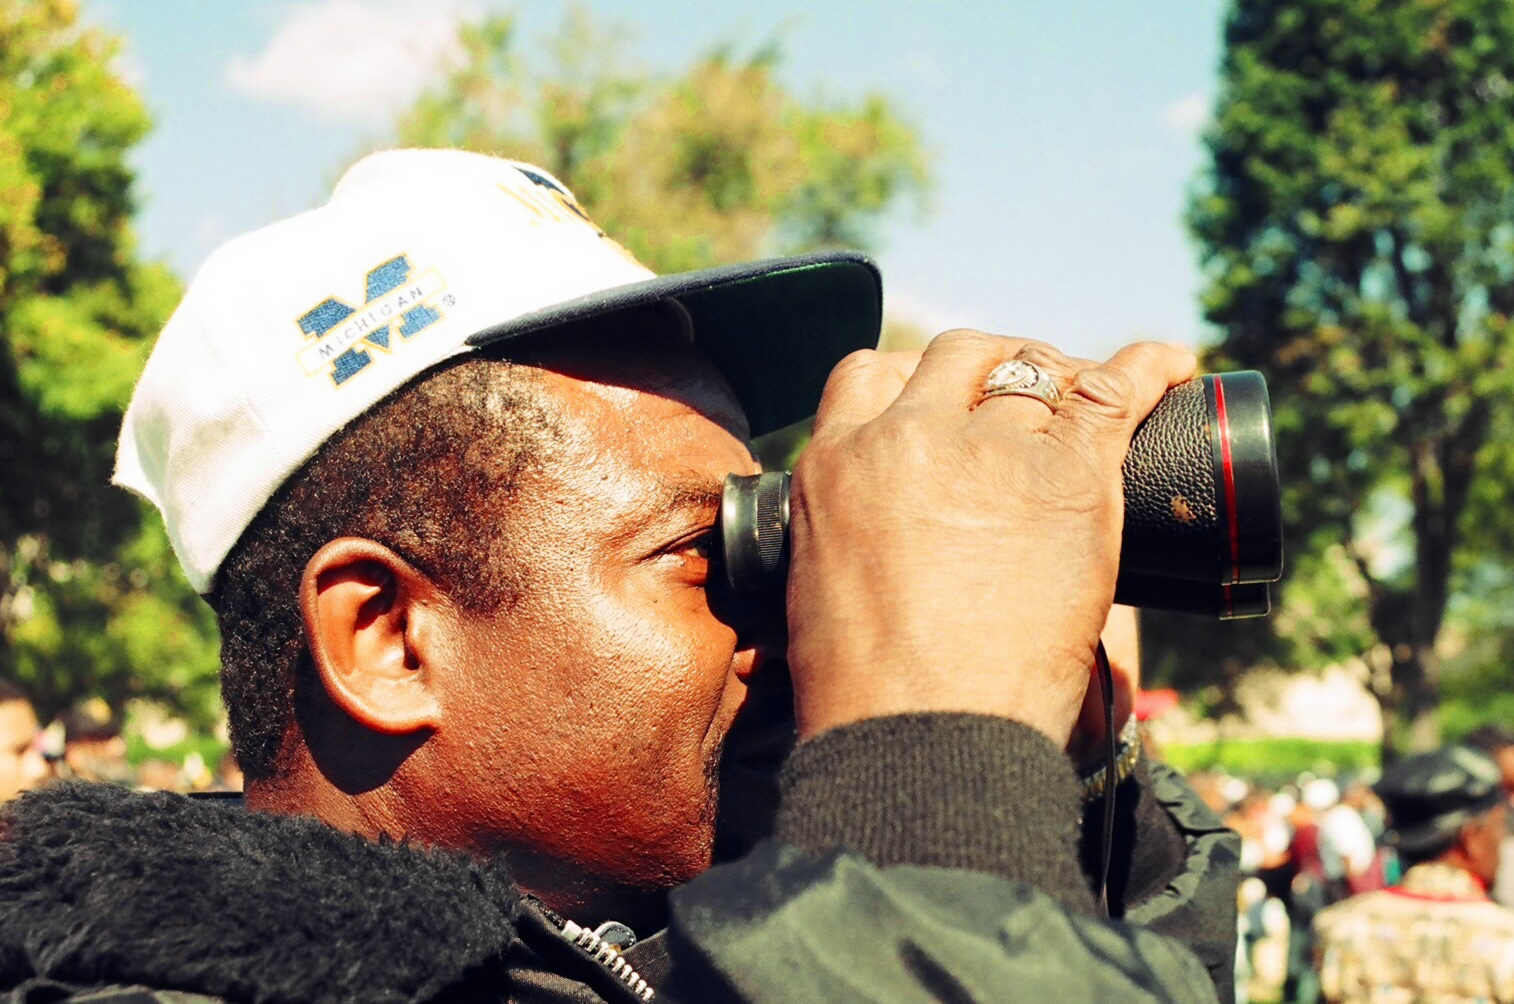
[{"x1": 559, "y1": 919, "x2": 655, "y2": 1001}]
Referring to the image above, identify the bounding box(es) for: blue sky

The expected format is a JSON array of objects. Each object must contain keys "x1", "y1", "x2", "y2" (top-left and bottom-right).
[{"x1": 82, "y1": 0, "x2": 1227, "y2": 362}]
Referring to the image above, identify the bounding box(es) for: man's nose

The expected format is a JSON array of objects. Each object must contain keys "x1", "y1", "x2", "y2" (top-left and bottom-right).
[{"x1": 733, "y1": 630, "x2": 787, "y2": 683}]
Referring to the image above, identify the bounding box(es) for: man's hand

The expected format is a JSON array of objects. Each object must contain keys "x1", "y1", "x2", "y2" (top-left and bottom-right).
[
  {"x1": 1067, "y1": 604, "x2": 1141, "y2": 768},
  {"x1": 784, "y1": 332, "x2": 1195, "y2": 748}
]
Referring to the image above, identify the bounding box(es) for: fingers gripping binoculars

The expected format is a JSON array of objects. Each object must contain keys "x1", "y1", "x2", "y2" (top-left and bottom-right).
[{"x1": 718, "y1": 371, "x2": 1283, "y2": 619}]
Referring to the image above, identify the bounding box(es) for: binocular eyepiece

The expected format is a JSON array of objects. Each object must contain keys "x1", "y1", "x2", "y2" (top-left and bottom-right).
[{"x1": 718, "y1": 370, "x2": 1283, "y2": 619}]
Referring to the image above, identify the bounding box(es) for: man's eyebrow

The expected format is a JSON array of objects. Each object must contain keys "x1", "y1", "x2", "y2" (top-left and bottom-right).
[
  {"x1": 652, "y1": 476, "x2": 724, "y2": 513},
  {"x1": 611, "y1": 474, "x2": 725, "y2": 552}
]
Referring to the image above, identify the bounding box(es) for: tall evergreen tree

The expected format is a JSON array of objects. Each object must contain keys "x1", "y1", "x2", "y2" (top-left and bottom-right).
[{"x1": 1188, "y1": 0, "x2": 1514, "y2": 754}]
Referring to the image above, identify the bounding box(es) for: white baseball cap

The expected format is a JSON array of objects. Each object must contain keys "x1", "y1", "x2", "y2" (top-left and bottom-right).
[{"x1": 114, "y1": 148, "x2": 881, "y2": 593}]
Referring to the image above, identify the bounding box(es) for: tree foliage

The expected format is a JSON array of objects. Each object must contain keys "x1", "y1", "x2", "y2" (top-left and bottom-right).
[
  {"x1": 0, "y1": 0, "x2": 219, "y2": 725},
  {"x1": 1182, "y1": 0, "x2": 1514, "y2": 754},
  {"x1": 394, "y1": 11, "x2": 930, "y2": 273}
]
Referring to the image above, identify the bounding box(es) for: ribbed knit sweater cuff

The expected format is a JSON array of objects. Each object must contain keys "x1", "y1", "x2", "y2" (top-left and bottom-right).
[{"x1": 775, "y1": 713, "x2": 1096, "y2": 916}]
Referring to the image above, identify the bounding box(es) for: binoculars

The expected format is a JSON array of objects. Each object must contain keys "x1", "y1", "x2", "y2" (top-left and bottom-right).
[{"x1": 719, "y1": 371, "x2": 1283, "y2": 619}]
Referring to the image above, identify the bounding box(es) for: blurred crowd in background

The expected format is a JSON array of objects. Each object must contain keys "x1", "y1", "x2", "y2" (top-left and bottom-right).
[
  {"x1": 0, "y1": 680, "x2": 241, "y2": 802},
  {"x1": 1191, "y1": 725, "x2": 1514, "y2": 1003}
]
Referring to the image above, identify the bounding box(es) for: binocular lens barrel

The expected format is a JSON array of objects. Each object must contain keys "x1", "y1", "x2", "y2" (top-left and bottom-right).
[
  {"x1": 1118, "y1": 371, "x2": 1282, "y2": 590},
  {"x1": 720, "y1": 370, "x2": 1283, "y2": 619},
  {"x1": 719, "y1": 471, "x2": 791, "y2": 594}
]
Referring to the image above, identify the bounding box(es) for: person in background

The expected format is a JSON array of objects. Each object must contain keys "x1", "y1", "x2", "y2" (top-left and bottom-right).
[
  {"x1": 1464, "y1": 723, "x2": 1514, "y2": 908},
  {"x1": 1310, "y1": 779, "x2": 1376, "y2": 897},
  {"x1": 1284, "y1": 787, "x2": 1329, "y2": 1004},
  {"x1": 1313, "y1": 746, "x2": 1514, "y2": 1003},
  {"x1": 0, "y1": 681, "x2": 48, "y2": 803},
  {"x1": 1338, "y1": 778, "x2": 1393, "y2": 893},
  {"x1": 55, "y1": 698, "x2": 131, "y2": 785}
]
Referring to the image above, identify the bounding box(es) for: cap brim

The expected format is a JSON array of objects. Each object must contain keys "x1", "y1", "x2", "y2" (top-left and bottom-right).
[
  {"x1": 1382, "y1": 791, "x2": 1504, "y2": 853},
  {"x1": 465, "y1": 250, "x2": 882, "y2": 436},
  {"x1": 1384, "y1": 818, "x2": 1463, "y2": 854}
]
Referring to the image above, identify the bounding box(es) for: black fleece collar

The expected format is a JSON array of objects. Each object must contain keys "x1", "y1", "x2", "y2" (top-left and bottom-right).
[{"x1": 0, "y1": 781, "x2": 530, "y2": 1002}]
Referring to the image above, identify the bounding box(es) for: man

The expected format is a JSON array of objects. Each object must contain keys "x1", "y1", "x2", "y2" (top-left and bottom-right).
[
  {"x1": 1313, "y1": 746, "x2": 1514, "y2": 1002},
  {"x1": 0, "y1": 681, "x2": 47, "y2": 803},
  {"x1": 0, "y1": 148, "x2": 1235, "y2": 1001},
  {"x1": 1464, "y1": 723, "x2": 1514, "y2": 907}
]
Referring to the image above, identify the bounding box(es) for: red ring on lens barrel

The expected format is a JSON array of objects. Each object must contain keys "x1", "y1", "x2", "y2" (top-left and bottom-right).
[{"x1": 1212, "y1": 375, "x2": 1242, "y2": 585}]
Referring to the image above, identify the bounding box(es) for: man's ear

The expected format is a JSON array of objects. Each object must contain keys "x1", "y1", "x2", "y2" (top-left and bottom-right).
[{"x1": 300, "y1": 537, "x2": 444, "y2": 735}]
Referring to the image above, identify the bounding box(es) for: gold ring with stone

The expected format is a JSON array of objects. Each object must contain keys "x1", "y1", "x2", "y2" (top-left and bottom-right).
[{"x1": 977, "y1": 359, "x2": 1061, "y2": 409}]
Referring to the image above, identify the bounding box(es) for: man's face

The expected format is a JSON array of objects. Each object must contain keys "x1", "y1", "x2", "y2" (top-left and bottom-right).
[
  {"x1": 412, "y1": 325, "x2": 764, "y2": 901},
  {"x1": 0, "y1": 698, "x2": 47, "y2": 802},
  {"x1": 1468, "y1": 802, "x2": 1508, "y2": 886},
  {"x1": 1493, "y1": 745, "x2": 1514, "y2": 798}
]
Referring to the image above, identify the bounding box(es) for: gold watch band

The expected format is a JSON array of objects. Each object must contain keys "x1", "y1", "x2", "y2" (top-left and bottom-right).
[{"x1": 1078, "y1": 717, "x2": 1142, "y2": 803}]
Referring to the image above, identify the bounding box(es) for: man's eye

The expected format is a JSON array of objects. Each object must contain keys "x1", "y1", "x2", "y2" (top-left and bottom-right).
[{"x1": 663, "y1": 531, "x2": 712, "y2": 570}]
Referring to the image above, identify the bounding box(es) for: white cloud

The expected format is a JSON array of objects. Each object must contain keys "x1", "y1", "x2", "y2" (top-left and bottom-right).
[
  {"x1": 226, "y1": 0, "x2": 480, "y2": 126},
  {"x1": 1163, "y1": 92, "x2": 1210, "y2": 135}
]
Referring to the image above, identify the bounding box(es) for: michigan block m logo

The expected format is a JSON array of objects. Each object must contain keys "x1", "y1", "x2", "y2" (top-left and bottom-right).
[{"x1": 296, "y1": 255, "x2": 449, "y2": 386}]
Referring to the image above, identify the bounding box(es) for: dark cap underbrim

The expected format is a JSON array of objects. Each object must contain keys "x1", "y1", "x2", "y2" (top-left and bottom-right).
[
  {"x1": 465, "y1": 251, "x2": 883, "y2": 436},
  {"x1": 1383, "y1": 789, "x2": 1504, "y2": 853}
]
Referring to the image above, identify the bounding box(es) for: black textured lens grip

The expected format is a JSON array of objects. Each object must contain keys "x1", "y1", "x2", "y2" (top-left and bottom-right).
[
  {"x1": 1118, "y1": 371, "x2": 1281, "y2": 588},
  {"x1": 720, "y1": 371, "x2": 1281, "y2": 618},
  {"x1": 1118, "y1": 377, "x2": 1223, "y2": 584}
]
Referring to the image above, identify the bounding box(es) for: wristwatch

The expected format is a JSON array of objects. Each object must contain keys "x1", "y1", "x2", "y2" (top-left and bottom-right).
[{"x1": 1078, "y1": 717, "x2": 1142, "y2": 803}]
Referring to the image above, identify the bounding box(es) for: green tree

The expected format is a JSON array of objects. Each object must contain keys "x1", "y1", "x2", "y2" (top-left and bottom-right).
[
  {"x1": 394, "y1": 11, "x2": 930, "y2": 274},
  {"x1": 1186, "y1": 0, "x2": 1514, "y2": 755},
  {"x1": 0, "y1": 0, "x2": 219, "y2": 726}
]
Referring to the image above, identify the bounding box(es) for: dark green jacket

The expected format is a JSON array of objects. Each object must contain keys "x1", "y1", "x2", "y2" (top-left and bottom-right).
[{"x1": 0, "y1": 714, "x2": 1236, "y2": 1002}]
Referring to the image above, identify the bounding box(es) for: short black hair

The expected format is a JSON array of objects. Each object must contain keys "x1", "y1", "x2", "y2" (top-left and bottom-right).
[
  {"x1": 1394, "y1": 799, "x2": 1506, "y2": 869},
  {"x1": 209, "y1": 352, "x2": 563, "y2": 779},
  {"x1": 1395, "y1": 832, "x2": 1458, "y2": 869}
]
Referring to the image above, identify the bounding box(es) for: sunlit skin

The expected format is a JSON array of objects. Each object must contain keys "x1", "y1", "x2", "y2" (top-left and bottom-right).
[
  {"x1": 420, "y1": 334, "x2": 764, "y2": 914},
  {"x1": 1069, "y1": 604, "x2": 1140, "y2": 767},
  {"x1": 0, "y1": 698, "x2": 47, "y2": 803},
  {"x1": 1452, "y1": 802, "x2": 1508, "y2": 888},
  {"x1": 248, "y1": 320, "x2": 765, "y2": 933},
  {"x1": 1493, "y1": 746, "x2": 1514, "y2": 799}
]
